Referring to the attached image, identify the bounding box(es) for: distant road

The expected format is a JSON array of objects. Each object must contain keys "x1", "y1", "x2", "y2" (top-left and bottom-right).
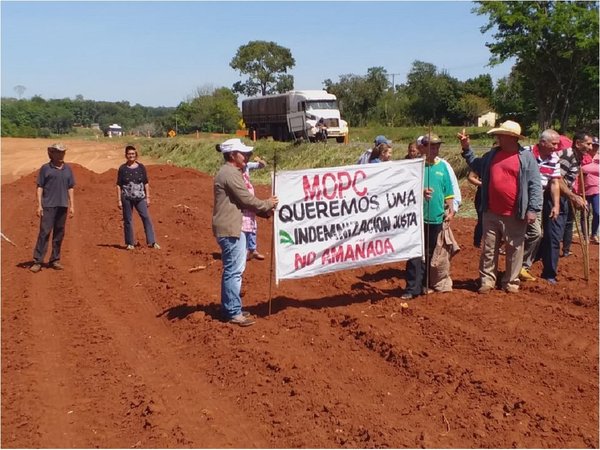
[{"x1": 1, "y1": 138, "x2": 161, "y2": 184}]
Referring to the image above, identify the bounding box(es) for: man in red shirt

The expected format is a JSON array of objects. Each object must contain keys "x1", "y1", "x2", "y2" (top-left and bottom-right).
[{"x1": 459, "y1": 121, "x2": 542, "y2": 294}]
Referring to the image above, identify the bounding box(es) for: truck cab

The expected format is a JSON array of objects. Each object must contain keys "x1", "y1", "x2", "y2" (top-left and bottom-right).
[{"x1": 242, "y1": 90, "x2": 349, "y2": 143}]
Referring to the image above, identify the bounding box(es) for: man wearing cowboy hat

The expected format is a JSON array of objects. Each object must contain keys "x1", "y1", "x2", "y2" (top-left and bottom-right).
[
  {"x1": 458, "y1": 121, "x2": 542, "y2": 294},
  {"x1": 30, "y1": 143, "x2": 76, "y2": 273}
]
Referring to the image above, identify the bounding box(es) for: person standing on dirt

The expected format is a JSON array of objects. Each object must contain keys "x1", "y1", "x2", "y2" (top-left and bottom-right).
[
  {"x1": 553, "y1": 132, "x2": 591, "y2": 271},
  {"x1": 458, "y1": 121, "x2": 542, "y2": 294},
  {"x1": 30, "y1": 143, "x2": 75, "y2": 273},
  {"x1": 213, "y1": 138, "x2": 278, "y2": 327},
  {"x1": 116, "y1": 144, "x2": 160, "y2": 250},
  {"x1": 242, "y1": 155, "x2": 268, "y2": 261},
  {"x1": 401, "y1": 133, "x2": 455, "y2": 300},
  {"x1": 519, "y1": 130, "x2": 562, "y2": 283},
  {"x1": 417, "y1": 135, "x2": 462, "y2": 214}
]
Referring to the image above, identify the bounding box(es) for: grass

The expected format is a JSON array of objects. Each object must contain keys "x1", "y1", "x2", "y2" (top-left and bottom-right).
[{"x1": 138, "y1": 126, "x2": 501, "y2": 185}]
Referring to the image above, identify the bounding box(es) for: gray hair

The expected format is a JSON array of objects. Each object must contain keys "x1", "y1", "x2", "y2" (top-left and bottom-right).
[{"x1": 540, "y1": 129, "x2": 559, "y2": 143}]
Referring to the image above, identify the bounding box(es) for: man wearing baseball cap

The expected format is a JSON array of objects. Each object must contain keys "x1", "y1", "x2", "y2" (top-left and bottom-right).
[
  {"x1": 458, "y1": 121, "x2": 542, "y2": 294},
  {"x1": 212, "y1": 138, "x2": 278, "y2": 327},
  {"x1": 30, "y1": 143, "x2": 76, "y2": 273}
]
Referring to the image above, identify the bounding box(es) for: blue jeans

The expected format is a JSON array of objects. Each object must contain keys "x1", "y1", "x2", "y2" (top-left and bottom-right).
[
  {"x1": 244, "y1": 231, "x2": 257, "y2": 251},
  {"x1": 122, "y1": 197, "x2": 156, "y2": 246},
  {"x1": 562, "y1": 201, "x2": 574, "y2": 254},
  {"x1": 217, "y1": 233, "x2": 247, "y2": 319},
  {"x1": 33, "y1": 206, "x2": 68, "y2": 263},
  {"x1": 540, "y1": 195, "x2": 567, "y2": 279}
]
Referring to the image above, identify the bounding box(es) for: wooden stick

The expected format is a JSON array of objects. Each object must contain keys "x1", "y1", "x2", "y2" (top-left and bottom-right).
[
  {"x1": 1, "y1": 232, "x2": 16, "y2": 246},
  {"x1": 425, "y1": 126, "x2": 432, "y2": 296},
  {"x1": 577, "y1": 167, "x2": 590, "y2": 282},
  {"x1": 268, "y1": 149, "x2": 278, "y2": 316}
]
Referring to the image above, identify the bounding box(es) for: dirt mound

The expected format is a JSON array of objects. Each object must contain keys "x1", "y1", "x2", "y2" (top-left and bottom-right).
[{"x1": 2, "y1": 163, "x2": 598, "y2": 448}]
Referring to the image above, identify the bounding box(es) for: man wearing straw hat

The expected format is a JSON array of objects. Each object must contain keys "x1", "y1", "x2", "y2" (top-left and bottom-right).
[{"x1": 458, "y1": 121, "x2": 542, "y2": 294}]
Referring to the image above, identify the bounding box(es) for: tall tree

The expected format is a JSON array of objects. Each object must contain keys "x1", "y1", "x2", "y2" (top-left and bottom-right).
[
  {"x1": 230, "y1": 40, "x2": 295, "y2": 96},
  {"x1": 324, "y1": 67, "x2": 390, "y2": 127},
  {"x1": 476, "y1": 1, "x2": 599, "y2": 131}
]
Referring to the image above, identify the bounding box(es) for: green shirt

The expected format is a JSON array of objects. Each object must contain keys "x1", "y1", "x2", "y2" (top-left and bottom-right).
[{"x1": 423, "y1": 160, "x2": 454, "y2": 224}]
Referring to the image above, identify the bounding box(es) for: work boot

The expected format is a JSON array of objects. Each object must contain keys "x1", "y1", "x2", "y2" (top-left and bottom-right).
[{"x1": 519, "y1": 268, "x2": 536, "y2": 282}]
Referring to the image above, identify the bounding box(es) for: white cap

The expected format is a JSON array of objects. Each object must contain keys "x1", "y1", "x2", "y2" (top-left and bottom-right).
[{"x1": 218, "y1": 138, "x2": 254, "y2": 153}]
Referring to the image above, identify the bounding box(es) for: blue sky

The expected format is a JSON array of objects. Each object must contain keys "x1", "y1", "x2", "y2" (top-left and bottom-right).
[{"x1": 1, "y1": 1, "x2": 514, "y2": 107}]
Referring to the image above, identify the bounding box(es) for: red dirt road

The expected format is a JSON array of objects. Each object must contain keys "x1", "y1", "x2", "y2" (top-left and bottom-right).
[{"x1": 2, "y1": 140, "x2": 599, "y2": 448}]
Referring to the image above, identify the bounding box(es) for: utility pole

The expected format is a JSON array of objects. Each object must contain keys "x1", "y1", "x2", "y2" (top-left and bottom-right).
[{"x1": 387, "y1": 73, "x2": 402, "y2": 92}]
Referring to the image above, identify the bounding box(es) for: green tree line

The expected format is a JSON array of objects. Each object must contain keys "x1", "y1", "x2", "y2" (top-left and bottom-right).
[{"x1": 3, "y1": 1, "x2": 597, "y2": 138}]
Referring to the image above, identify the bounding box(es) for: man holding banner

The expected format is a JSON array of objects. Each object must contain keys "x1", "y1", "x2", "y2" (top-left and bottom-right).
[
  {"x1": 401, "y1": 134, "x2": 455, "y2": 300},
  {"x1": 213, "y1": 139, "x2": 278, "y2": 327}
]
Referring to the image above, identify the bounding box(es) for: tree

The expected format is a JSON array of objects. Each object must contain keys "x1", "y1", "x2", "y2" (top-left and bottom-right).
[
  {"x1": 456, "y1": 93, "x2": 492, "y2": 126},
  {"x1": 403, "y1": 61, "x2": 462, "y2": 125},
  {"x1": 230, "y1": 40, "x2": 295, "y2": 96},
  {"x1": 476, "y1": 1, "x2": 599, "y2": 132},
  {"x1": 324, "y1": 67, "x2": 391, "y2": 127}
]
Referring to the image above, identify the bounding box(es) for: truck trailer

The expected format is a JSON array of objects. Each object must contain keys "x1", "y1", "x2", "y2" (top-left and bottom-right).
[{"x1": 241, "y1": 90, "x2": 349, "y2": 143}]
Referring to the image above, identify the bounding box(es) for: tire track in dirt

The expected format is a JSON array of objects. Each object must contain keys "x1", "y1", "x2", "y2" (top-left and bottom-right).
[
  {"x1": 3, "y1": 156, "x2": 598, "y2": 448},
  {"x1": 60, "y1": 207, "x2": 270, "y2": 448}
]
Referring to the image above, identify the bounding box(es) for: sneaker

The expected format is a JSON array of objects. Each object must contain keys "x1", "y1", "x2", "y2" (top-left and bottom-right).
[
  {"x1": 519, "y1": 268, "x2": 537, "y2": 282},
  {"x1": 228, "y1": 314, "x2": 256, "y2": 327},
  {"x1": 126, "y1": 245, "x2": 135, "y2": 250},
  {"x1": 478, "y1": 285, "x2": 493, "y2": 294},
  {"x1": 51, "y1": 261, "x2": 64, "y2": 270},
  {"x1": 504, "y1": 284, "x2": 519, "y2": 293},
  {"x1": 561, "y1": 251, "x2": 571, "y2": 258},
  {"x1": 543, "y1": 277, "x2": 558, "y2": 285},
  {"x1": 30, "y1": 263, "x2": 42, "y2": 273},
  {"x1": 400, "y1": 293, "x2": 414, "y2": 300},
  {"x1": 591, "y1": 236, "x2": 599, "y2": 245},
  {"x1": 150, "y1": 243, "x2": 161, "y2": 249},
  {"x1": 241, "y1": 311, "x2": 252, "y2": 318}
]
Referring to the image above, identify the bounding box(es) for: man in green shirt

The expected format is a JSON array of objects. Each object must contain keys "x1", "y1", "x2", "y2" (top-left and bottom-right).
[{"x1": 402, "y1": 134, "x2": 455, "y2": 299}]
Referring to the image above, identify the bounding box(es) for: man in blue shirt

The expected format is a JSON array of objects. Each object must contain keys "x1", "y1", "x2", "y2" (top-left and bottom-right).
[{"x1": 30, "y1": 143, "x2": 75, "y2": 273}]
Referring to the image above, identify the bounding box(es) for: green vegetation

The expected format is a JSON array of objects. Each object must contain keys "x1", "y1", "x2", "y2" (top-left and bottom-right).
[
  {"x1": 3, "y1": 2, "x2": 596, "y2": 138},
  {"x1": 140, "y1": 126, "x2": 499, "y2": 185},
  {"x1": 476, "y1": 1, "x2": 599, "y2": 131},
  {"x1": 230, "y1": 40, "x2": 295, "y2": 96}
]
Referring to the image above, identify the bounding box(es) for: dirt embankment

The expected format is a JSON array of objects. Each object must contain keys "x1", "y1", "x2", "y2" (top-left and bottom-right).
[{"x1": 1, "y1": 139, "x2": 598, "y2": 448}]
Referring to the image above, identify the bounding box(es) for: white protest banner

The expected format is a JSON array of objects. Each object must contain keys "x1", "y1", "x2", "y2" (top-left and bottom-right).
[{"x1": 274, "y1": 159, "x2": 424, "y2": 282}]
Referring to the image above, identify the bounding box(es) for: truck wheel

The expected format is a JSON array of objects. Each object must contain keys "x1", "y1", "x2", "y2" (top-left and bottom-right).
[{"x1": 336, "y1": 137, "x2": 345, "y2": 143}]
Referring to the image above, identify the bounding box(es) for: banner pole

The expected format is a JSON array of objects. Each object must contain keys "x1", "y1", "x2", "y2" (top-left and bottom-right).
[
  {"x1": 268, "y1": 148, "x2": 278, "y2": 315},
  {"x1": 425, "y1": 126, "x2": 432, "y2": 297}
]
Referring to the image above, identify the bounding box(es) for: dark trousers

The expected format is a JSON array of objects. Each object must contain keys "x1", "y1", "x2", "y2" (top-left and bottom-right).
[
  {"x1": 405, "y1": 222, "x2": 442, "y2": 295},
  {"x1": 540, "y1": 194, "x2": 567, "y2": 280},
  {"x1": 33, "y1": 206, "x2": 68, "y2": 264},
  {"x1": 562, "y1": 201, "x2": 574, "y2": 254},
  {"x1": 122, "y1": 197, "x2": 156, "y2": 246},
  {"x1": 473, "y1": 187, "x2": 483, "y2": 247}
]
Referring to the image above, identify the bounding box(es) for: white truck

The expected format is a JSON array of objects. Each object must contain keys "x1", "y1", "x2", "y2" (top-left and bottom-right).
[{"x1": 241, "y1": 90, "x2": 349, "y2": 143}]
